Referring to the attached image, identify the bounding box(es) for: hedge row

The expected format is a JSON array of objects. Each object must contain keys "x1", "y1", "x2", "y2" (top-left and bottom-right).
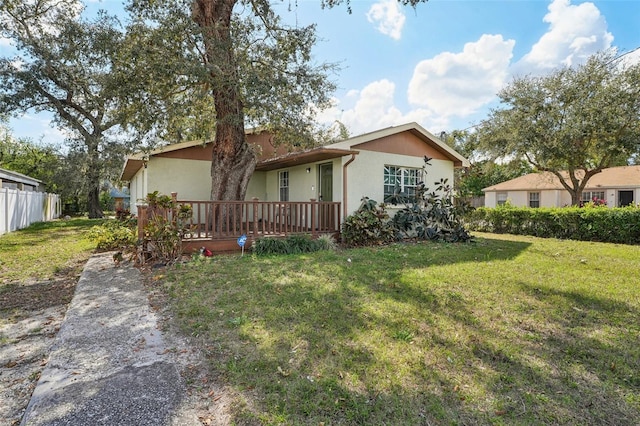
[{"x1": 465, "y1": 206, "x2": 640, "y2": 244}]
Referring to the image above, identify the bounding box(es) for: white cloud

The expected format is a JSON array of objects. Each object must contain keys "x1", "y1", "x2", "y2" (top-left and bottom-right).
[
  {"x1": 340, "y1": 80, "x2": 404, "y2": 131},
  {"x1": 513, "y1": 0, "x2": 613, "y2": 74},
  {"x1": 317, "y1": 80, "x2": 447, "y2": 136},
  {"x1": 366, "y1": 0, "x2": 406, "y2": 41},
  {"x1": 10, "y1": 58, "x2": 25, "y2": 71},
  {"x1": 407, "y1": 34, "x2": 515, "y2": 117},
  {"x1": 318, "y1": 35, "x2": 515, "y2": 135},
  {"x1": 318, "y1": 0, "x2": 623, "y2": 138}
]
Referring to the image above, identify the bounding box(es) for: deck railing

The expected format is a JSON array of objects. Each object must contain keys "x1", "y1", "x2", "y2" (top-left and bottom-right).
[{"x1": 137, "y1": 194, "x2": 341, "y2": 250}]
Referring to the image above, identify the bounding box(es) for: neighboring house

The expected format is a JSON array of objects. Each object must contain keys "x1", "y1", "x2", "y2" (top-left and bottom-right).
[
  {"x1": 483, "y1": 165, "x2": 640, "y2": 208},
  {"x1": 0, "y1": 167, "x2": 42, "y2": 191},
  {"x1": 109, "y1": 187, "x2": 130, "y2": 211},
  {"x1": 121, "y1": 122, "x2": 469, "y2": 219}
]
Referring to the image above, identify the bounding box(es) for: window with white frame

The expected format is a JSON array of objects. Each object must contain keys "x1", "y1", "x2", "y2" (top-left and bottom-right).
[
  {"x1": 497, "y1": 192, "x2": 508, "y2": 206},
  {"x1": 529, "y1": 192, "x2": 540, "y2": 208},
  {"x1": 581, "y1": 191, "x2": 605, "y2": 204},
  {"x1": 384, "y1": 165, "x2": 422, "y2": 202},
  {"x1": 279, "y1": 171, "x2": 289, "y2": 201}
]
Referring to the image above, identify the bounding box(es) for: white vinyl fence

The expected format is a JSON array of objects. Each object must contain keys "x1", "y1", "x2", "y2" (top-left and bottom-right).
[{"x1": 0, "y1": 188, "x2": 62, "y2": 236}]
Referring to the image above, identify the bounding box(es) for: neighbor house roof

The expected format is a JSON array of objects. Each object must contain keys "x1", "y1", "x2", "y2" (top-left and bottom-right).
[
  {"x1": 109, "y1": 188, "x2": 130, "y2": 199},
  {"x1": 0, "y1": 167, "x2": 41, "y2": 187},
  {"x1": 483, "y1": 165, "x2": 640, "y2": 192}
]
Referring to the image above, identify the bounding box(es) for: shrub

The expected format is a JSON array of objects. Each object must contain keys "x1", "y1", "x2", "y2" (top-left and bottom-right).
[
  {"x1": 341, "y1": 198, "x2": 395, "y2": 247},
  {"x1": 465, "y1": 205, "x2": 640, "y2": 244},
  {"x1": 88, "y1": 219, "x2": 137, "y2": 250},
  {"x1": 315, "y1": 233, "x2": 338, "y2": 251},
  {"x1": 140, "y1": 192, "x2": 194, "y2": 265},
  {"x1": 252, "y1": 234, "x2": 336, "y2": 256},
  {"x1": 391, "y1": 177, "x2": 472, "y2": 243},
  {"x1": 115, "y1": 208, "x2": 131, "y2": 220},
  {"x1": 343, "y1": 156, "x2": 474, "y2": 247}
]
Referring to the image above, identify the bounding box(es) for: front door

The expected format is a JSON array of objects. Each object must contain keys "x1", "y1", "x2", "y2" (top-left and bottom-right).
[
  {"x1": 319, "y1": 163, "x2": 333, "y2": 202},
  {"x1": 318, "y1": 163, "x2": 334, "y2": 230},
  {"x1": 619, "y1": 190, "x2": 634, "y2": 207}
]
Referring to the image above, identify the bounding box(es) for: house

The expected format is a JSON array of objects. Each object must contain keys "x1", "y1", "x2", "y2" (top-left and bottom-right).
[
  {"x1": 0, "y1": 167, "x2": 42, "y2": 191},
  {"x1": 483, "y1": 165, "x2": 640, "y2": 208},
  {"x1": 109, "y1": 187, "x2": 130, "y2": 211},
  {"x1": 121, "y1": 122, "x2": 469, "y2": 220}
]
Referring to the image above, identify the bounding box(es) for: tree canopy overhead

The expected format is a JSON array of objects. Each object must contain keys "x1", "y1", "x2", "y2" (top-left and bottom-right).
[
  {"x1": 0, "y1": 0, "x2": 135, "y2": 217},
  {"x1": 477, "y1": 50, "x2": 640, "y2": 205},
  {"x1": 124, "y1": 0, "x2": 428, "y2": 202}
]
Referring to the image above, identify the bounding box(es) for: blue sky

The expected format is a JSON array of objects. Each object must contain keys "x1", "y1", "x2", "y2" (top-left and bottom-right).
[{"x1": 2, "y1": 0, "x2": 640, "y2": 144}]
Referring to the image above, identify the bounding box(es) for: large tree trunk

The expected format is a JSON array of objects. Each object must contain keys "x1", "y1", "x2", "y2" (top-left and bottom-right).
[
  {"x1": 192, "y1": 0, "x2": 257, "y2": 202},
  {"x1": 87, "y1": 186, "x2": 103, "y2": 218},
  {"x1": 86, "y1": 137, "x2": 103, "y2": 218}
]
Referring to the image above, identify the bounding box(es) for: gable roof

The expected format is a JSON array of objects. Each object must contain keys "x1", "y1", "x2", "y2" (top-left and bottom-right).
[
  {"x1": 327, "y1": 122, "x2": 469, "y2": 167},
  {"x1": 255, "y1": 147, "x2": 357, "y2": 171},
  {"x1": 483, "y1": 165, "x2": 640, "y2": 192},
  {"x1": 121, "y1": 130, "x2": 290, "y2": 181},
  {"x1": 121, "y1": 123, "x2": 470, "y2": 180}
]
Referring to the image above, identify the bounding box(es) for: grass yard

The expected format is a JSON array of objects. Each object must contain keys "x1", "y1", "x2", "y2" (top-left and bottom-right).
[
  {"x1": 0, "y1": 218, "x2": 101, "y2": 284},
  {"x1": 164, "y1": 232, "x2": 640, "y2": 425}
]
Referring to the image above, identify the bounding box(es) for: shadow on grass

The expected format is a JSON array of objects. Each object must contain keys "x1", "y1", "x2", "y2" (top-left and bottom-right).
[
  {"x1": 458, "y1": 281, "x2": 640, "y2": 424},
  {"x1": 168, "y1": 237, "x2": 640, "y2": 425}
]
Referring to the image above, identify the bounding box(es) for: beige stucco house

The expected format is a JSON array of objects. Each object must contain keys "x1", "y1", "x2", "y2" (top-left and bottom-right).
[
  {"x1": 483, "y1": 165, "x2": 640, "y2": 208},
  {"x1": 121, "y1": 122, "x2": 469, "y2": 219}
]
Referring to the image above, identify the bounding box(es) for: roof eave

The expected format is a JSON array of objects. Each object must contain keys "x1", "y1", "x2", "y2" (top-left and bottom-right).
[
  {"x1": 256, "y1": 147, "x2": 358, "y2": 171},
  {"x1": 120, "y1": 159, "x2": 145, "y2": 181}
]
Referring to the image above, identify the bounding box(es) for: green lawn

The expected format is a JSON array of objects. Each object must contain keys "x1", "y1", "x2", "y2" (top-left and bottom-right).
[
  {"x1": 0, "y1": 218, "x2": 102, "y2": 284},
  {"x1": 164, "y1": 232, "x2": 640, "y2": 425}
]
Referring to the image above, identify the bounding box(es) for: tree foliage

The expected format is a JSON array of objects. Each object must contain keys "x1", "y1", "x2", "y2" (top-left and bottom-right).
[
  {"x1": 0, "y1": 0, "x2": 136, "y2": 217},
  {"x1": 477, "y1": 51, "x2": 640, "y2": 205},
  {"x1": 441, "y1": 129, "x2": 531, "y2": 197},
  {"x1": 123, "y1": 0, "x2": 427, "y2": 203},
  {"x1": 0, "y1": 119, "x2": 61, "y2": 188},
  {"x1": 0, "y1": 118, "x2": 125, "y2": 214}
]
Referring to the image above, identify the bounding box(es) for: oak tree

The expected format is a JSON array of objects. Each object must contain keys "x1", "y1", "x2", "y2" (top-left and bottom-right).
[
  {"x1": 477, "y1": 51, "x2": 640, "y2": 205},
  {"x1": 0, "y1": 0, "x2": 133, "y2": 218},
  {"x1": 125, "y1": 0, "x2": 428, "y2": 202}
]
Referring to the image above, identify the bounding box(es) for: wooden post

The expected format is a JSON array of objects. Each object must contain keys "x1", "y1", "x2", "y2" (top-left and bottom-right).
[
  {"x1": 310, "y1": 198, "x2": 317, "y2": 238},
  {"x1": 170, "y1": 192, "x2": 178, "y2": 224},
  {"x1": 137, "y1": 204, "x2": 147, "y2": 241},
  {"x1": 252, "y1": 197, "x2": 259, "y2": 238}
]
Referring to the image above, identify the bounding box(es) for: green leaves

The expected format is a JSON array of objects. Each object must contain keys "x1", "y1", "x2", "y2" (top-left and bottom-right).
[{"x1": 478, "y1": 50, "x2": 640, "y2": 205}]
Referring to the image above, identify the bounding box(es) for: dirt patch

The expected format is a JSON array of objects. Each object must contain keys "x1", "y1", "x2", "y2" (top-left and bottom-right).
[{"x1": 0, "y1": 265, "x2": 82, "y2": 426}]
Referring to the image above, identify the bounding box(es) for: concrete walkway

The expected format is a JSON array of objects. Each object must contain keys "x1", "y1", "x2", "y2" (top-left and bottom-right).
[{"x1": 21, "y1": 252, "x2": 200, "y2": 426}]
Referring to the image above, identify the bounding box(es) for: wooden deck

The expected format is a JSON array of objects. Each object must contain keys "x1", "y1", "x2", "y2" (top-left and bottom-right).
[{"x1": 138, "y1": 197, "x2": 341, "y2": 253}]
